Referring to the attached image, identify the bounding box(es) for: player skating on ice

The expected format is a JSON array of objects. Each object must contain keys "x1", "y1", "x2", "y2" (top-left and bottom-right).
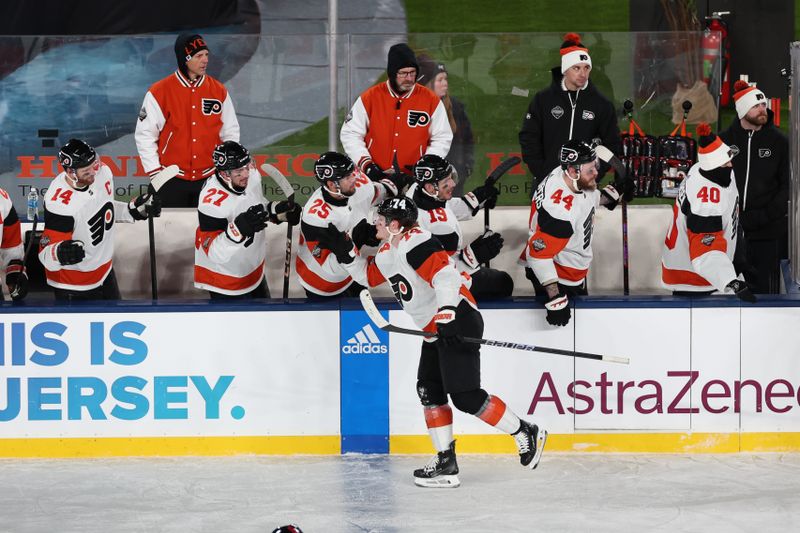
[{"x1": 321, "y1": 196, "x2": 546, "y2": 487}]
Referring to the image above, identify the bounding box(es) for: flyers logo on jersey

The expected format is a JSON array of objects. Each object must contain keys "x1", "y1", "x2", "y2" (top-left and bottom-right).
[
  {"x1": 88, "y1": 202, "x2": 114, "y2": 246},
  {"x1": 759, "y1": 148, "x2": 772, "y2": 158},
  {"x1": 202, "y1": 99, "x2": 223, "y2": 115},
  {"x1": 407, "y1": 111, "x2": 430, "y2": 127}
]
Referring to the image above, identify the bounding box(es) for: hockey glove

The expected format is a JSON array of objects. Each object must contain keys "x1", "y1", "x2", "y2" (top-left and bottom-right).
[
  {"x1": 434, "y1": 306, "x2": 463, "y2": 347},
  {"x1": 267, "y1": 200, "x2": 301, "y2": 226},
  {"x1": 351, "y1": 219, "x2": 380, "y2": 248},
  {"x1": 363, "y1": 162, "x2": 387, "y2": 182},
  {"x1": 544, "y1": 293, "x2": 571, "y2": 327},
  {"x1": 230, "y1": 204, "x2": 270, "y2": 242},
  {"x1": 128, "y1": 192, "x2": 162, "y2": 220},
  {"x1": 320, "y1": 224, "x2": 358, "y2": 264},
  {"x1": 726, "y1": 279, "x2": 757, "y2": 303},
  {"x1": 6, "y1": 259, "x2": 28, "y2": 301},
  {"x1": 56, "y1": 240, "x2": 85, "y2": 266},
  {"x1": 464, "y1": 184, "x2": 499, "y2": 215},
  {"x1": 464, "y1": 232, "x2": 504, "y2": 267}
]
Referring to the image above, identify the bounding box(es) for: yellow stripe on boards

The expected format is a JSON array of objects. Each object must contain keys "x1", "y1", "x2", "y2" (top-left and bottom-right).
[
  {"x1": 391, "y1": 432, "x2": 800, "y2": 454},
  {"x1": 0, "y1": 436, "x2": 340, "y2": 458}
]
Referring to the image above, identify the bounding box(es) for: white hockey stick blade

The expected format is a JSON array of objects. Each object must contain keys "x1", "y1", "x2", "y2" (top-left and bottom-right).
[
  {"x1": 602, "y1": 355, "x2": 630, "y2": 365},
  {"x1": 150, "y1": 165, "x2": 180, "y2": 193},
  {"x1": 261, "y1": 163, "x2": 295, "y2": 202}
]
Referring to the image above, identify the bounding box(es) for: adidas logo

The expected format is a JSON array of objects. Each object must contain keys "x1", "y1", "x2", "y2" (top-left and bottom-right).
[{"x1": 342, "y1": 324, "x2": 388, "y2": 354}]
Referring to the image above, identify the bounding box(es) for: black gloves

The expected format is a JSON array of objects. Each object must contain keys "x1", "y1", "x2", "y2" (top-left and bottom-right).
[
  {"x1": 128, "y1": 193, "x2": 162, "y2": 220},
  {"x1": 268, "y1": 200, "x2": 301, "y2": 226},
  {"x1": 319, "y1": 224, "x2": 357, "y2": 264},
  {"x1": 6, "y1": 259, "x2": 28, "y2": 301},
  {"x1": 600, "y1": 176, "x2": 635, "y2": 210},
  {"x1": 351, "y1": 219, "x2": 380, "y2": 248},
  {"x1": 434, "y1": 306, "x2": 462, "y2": 347},
  {"x1": 465, "y1": 184, "x2": 500, "y2": 215},
  {"x1": 544, "y1": 292, "x2": 571, "y2": 326},
  {"x1": 727, "y1": 279, "x2": 757, "y2": 303},
  {"x1": 467, "y1": 232, "x2": 504, "y2": 264},
  {"x1": 231, "y1": 204, "x2": 270, "y2": 241},
  {"x1": 56, "y1": 240, "x2": 85, "y2": 266},
  {"x1": 364, "y1": 162, "x2": 386, "y2": 182}
]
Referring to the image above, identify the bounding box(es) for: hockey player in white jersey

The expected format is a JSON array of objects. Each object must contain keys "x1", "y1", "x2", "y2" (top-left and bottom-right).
[
  {"x1": 38, "y1": 139, "x2": 161, "y2": 300},
  {"x1": 0, "y1": 187, "x2": 27, "y2": 301},
  {"x1": 296, "y1": 151, "x2": 398, "y2": 298},
  {"x1": 409, "y1": 154, "x2": 512, "y2": 300},
  {"x1": 661, "y1": 123, "x2": 756, "y2": 302},
  {"x1": 195, "y1": 141, "x2": 300, "y2": 298},
  {"x1": 521, "y1": 139, "x2": 633, "y2": 326},
  {"x1": 323, "y1": 197, "x2": 546, "y2": 488}
]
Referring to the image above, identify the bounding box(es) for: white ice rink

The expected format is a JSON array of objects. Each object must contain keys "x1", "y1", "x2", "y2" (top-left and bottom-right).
[{"x1": 1, "y1": 453, "x2": 799, "y2": 532}]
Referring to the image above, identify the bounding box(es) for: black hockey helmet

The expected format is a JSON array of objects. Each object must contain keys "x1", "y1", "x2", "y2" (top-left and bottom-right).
[
  {"x1": 58, "y1": 139, "x2": 97, "y2": 171},
  {"x1": 213, "y1": 141, "x2": 251, "y2": 172},
  {"x1": 377, "y1": 196, "x2": 418, "y2": 229},
  {"x1": 559, "y1": 139, "x2": 596, "y2": 170},
  {"x1": 314, "y1": 152, "x2": 355, "y2": 184},
  {"x1": 413, "y1": 154, "x2": 454, "y2": 184},
  {"x1": 271, "y1": 526, "x2": 303, "y2": 533}
]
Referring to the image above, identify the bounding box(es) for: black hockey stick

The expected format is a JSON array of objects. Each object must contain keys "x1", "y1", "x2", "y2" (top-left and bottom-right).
[
  {"x1": 146, "y1": 165, "x2": 179, "y2": 300},
  {"x1": 261, "y1": 164, "x2": 295, "y2": 301},
  {"x1": 359, "y1": 290, "x2": 629, "y2": 364},
  {"x1": 10, "y1": 208, "x2": 38, "y2": 300},
  {"x1": 620, "y1": 99, "x2": 636, "y2": 295},
  {"x1": 482, "y1": 156, "x2": 520, "y2": 267}
]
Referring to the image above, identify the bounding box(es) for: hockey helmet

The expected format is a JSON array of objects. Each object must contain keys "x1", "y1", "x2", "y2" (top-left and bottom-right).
[
  {"x1": 213, "y1": 141, "x2": 251, "y2": 172},
  {"x1": 559, "y1": 139, "x2": 596, "y2": 170},
  {"x1": 377, "y1": 196, "x2": 418, "y2": 229},
  {"x1": 58, "y1": 139, "x2": 97, "y2": 171},
  {"x1": 413, "y1": 154, "x2": 455, "y2": 184},
  {"x1": 314, "y1": 152, "x2": 355, "y2": 184}
]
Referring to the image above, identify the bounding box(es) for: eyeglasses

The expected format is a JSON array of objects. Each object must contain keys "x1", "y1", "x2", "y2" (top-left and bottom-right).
[{"x1": 396, "y1": 70, "x2": 417, "y2": 79}]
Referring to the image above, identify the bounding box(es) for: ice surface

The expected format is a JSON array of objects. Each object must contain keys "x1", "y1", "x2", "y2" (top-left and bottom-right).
[{"x1": 1, "y1": 453, "x2": 799, "y2": 532}]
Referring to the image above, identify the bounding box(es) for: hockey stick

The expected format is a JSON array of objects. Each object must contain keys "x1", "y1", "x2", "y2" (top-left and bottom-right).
[
  {"x1": 481, "y1": 156, "x2": 520, "y2": 267},
  {"x1": 359, "y1": 290, "x2": 629, "y2": 364},
  {"x1": 146, "y1": 165, "x2": 179, "y2": 300},
  {"x1": 10, "y1": 198, "x2": 39, "y2": 300},
  {"x1": 620, "y1": 100, "x2": 636, "y2": 295},
  {"x1": 261, "y1": 163, "x2": 296, "y2": 300}
]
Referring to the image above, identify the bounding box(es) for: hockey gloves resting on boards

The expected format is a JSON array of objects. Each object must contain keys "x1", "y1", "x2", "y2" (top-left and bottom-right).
[
  {"x1": 128, "y1": 193, "x2": 162, "y2": 221},
  {"x1": 726, "y1": 279, "x2": 757, "y2": 303},
  {"x1": 56, "y1": 240, "x2": 85, "y2": 266},
  {"x1": 434, "y1": 306, "x2": 463, "y2": 347},
  {"x1": 5, "y1": 259, "x2": 28, "y2": 301},
  {"x1": 544, "y1": 292, "x2": 571, "y2": 327},
  {"x1": 463, "y1": 184, "x2": 499, "y2": 216}
]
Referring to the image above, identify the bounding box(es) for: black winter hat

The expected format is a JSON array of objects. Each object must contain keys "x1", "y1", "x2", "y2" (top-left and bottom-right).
[
  {"x1": 174, "y1": 33, "x2": 209, "y2": 76},
  {"x1": 386, "y1": 43, "x2": 419, "y2": 80}
]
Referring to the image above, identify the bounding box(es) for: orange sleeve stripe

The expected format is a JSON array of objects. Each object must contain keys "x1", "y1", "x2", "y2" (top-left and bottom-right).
[
  {"x1": 1, "y1": 220, "x2": 21, "y2": 248},
  {"x1": 195, "y1": 229, "x2": 223, "y2": 254},
  {"x1": 365, "y1": 256, "x2": 386, "y2": 287},
  {"x1": 687, "y1": 229, "x2": 727, "y2": 260},
  {"x1": 40, "y1": 228, "x2": 72, "y2": 251},
  {"x1": 528, "y1": 227, "x2": 570, "y2": 259},
  {"x1": 414, "y1": 250, "x2": 451, "y2": 285}
]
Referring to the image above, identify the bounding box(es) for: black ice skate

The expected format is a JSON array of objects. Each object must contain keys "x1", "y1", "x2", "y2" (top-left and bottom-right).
[
  {"x1": 513, "y1": 420, "x2": 547, "y2": 469},
  {"x1": 413, "y1": 440, "x2": 460, "y2": 488}
]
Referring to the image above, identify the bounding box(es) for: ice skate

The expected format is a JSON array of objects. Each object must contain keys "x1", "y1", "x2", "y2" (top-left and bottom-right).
[
  {"x1": 413, "y1": 440, "x2": 460, "y2": 488},
  {"x1": 513, "y1": 420, "x2": 547, "y2": 469}
]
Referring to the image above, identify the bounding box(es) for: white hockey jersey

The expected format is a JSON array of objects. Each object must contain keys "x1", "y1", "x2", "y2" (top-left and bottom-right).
[
  {"x1": 195, "y1": 169, "x2": 270, "y2": 295},
  {"x1": 296, "y1": 173, "x2": 389, "y2": 296},
  {"x1": 345, "y1": 226, "x2": 476, "y2": 332},
  {"x1": 0, "y1": 188, "x2": 23, "y2": 272},
  {"x1": 38, "y1": 165, "x2": 134, "y2": 291},
  {"x1": 661, "y1": 164, "x2": 739, "y2": 292},
  {"x1": 408, "y1": 184, "x2": 482, "y2": 273},
  {"x1": 519, "y1": 167, "x2": 600, "y2": 286}
]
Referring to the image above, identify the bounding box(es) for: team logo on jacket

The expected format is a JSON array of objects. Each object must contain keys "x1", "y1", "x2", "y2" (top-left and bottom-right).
[
  {"x1": 202, "y1": 98, "x2": 223, "y2": 115},
  {"x1": 532, "y1": 238, "x2": 546, "y2": 252},
  {"x1": 408, "y1": 110, "x2": 430, "y2": 127},
  {"x1": 551, "y1": 106, "x2": 564, "y2": 119},
  {"x1": 701, "y1": 234, "x2": 716, "y2": 246},
  {"x1": 759, "y1": 148, "x2": 772, "y2": 158},
  {"x1": 138, "y1": 107, "x2": 147, "y2": 121},
  {"x1": 582, "y1": 110, "x2": 595, "y2": 120},
  {"x1": 88, "y1": 201, "x2": 114, "y2": 246},
  {"x1": 729, "y1": 144, "x2": 740, "y2": 156}
]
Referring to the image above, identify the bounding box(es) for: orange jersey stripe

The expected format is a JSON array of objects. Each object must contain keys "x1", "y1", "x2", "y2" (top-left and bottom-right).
[
  {"x1": 662, "y1": 265, "x2": 712, "y2": 287},
  {"x1": 528, "y1": 228, "x2": 570, "y2": 259},
  {"x1": 687, "y1": 229, "x2": 727, "y2": 260},
  {"x1": 295, "y1": 256, "x2": 352, "y2": 294},
  {"x1": 555, "y1": 262, "x2": 589, "y2": 282},
  {"x1": 194, "y1": 262, "x2": 264, "y2": 291},
  {"x1": 46, "y1": 260, "x2": 112, "y2": 287},
  {"x1": 1, "y1": 220, "x2": 21, "y2": 248},
  {"x1": 414, "y1": 249, "x2": 450, "y2": 286}
]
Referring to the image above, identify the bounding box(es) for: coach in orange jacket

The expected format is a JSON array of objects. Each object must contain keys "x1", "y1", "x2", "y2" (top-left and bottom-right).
[
  {"x1": 135, "y1": 33, "x2": 240, "y2": 207},
  {"x1": 340, "y1": 43, "x2": 452, "y2": 184}
]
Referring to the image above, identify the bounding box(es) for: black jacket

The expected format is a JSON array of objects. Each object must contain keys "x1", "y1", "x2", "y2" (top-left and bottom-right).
[
  {"x1": 719, "y1": 110, "x2": 789, "y2": 240},
  {"x1": 519, "y1": 67, "x2": 621, "y2": 185},
  {"x1": 446, "y1": 96, "x2": 474, "y2": 195}
]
